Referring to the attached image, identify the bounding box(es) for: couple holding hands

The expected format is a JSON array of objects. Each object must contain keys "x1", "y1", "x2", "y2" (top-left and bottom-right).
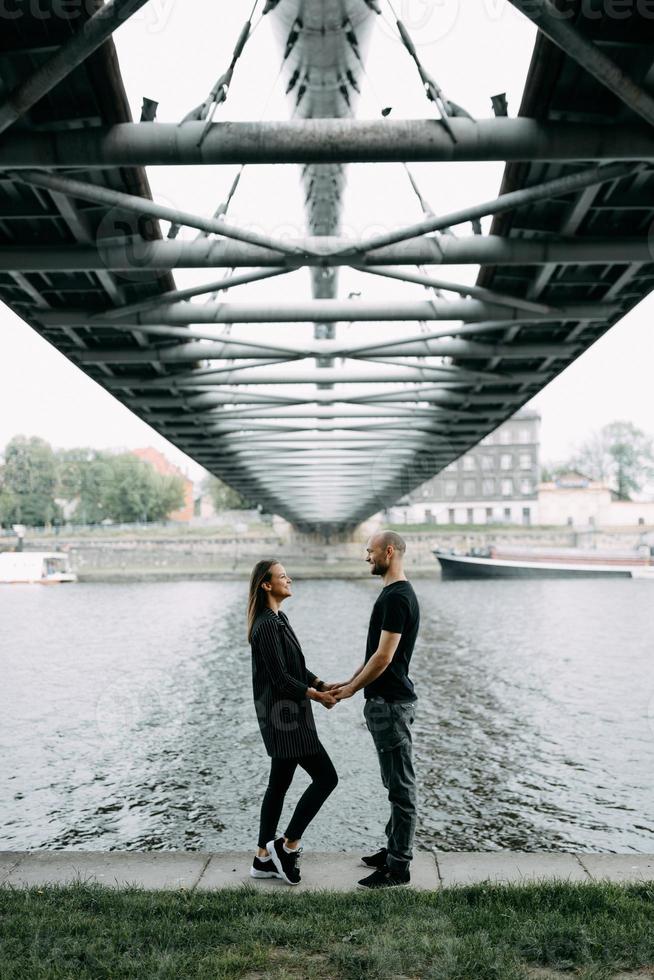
[{"x1": 247, "y1": 531, "x2": 420, "y2": 889}]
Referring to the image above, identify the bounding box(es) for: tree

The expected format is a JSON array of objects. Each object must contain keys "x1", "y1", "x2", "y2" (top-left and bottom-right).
[
  {"x1": 56, "y1": 448, "x2": 113, "y2": 524},
  {"x1": 99, "y1": 453, "x2": 185, "y2": 523},
  {"x1": 572, "y1": 421, "x2": 654, "y2": 499},
  {"x1": 204, "y1": 474, "x2": 247, "y2": 511},
  {"x1": 0, "y1": 436, "x2": 60, "y2": 526}
]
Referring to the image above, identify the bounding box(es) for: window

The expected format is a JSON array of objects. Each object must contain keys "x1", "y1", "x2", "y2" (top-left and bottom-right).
[
  {"x1": 463, "y1": 479, "x2": 476, "y2": 497},
  {"x1": 444, "y1": 461, "x2": 457, "y2": 472},
  {"x1": 448, "y1": 508, "x2": 456, "y2": 524},
  {"x1": 500, "y1": 454, "x2": 512, "y2": 471},
  {"x1": 522, "y1": 507, "x2": 531, "y2": 526},
  {"x1": 486, "y1": 507, "x2": 494, "y2": 522},
  {"x1": 566, "y1": 516, "x2": 574, "y2": 526},
  {"x1": 463, "y1": 455, "x2": 475, "y2": 471},
  {"x1": 501, "y1": 478, "x2": 513, "y2": 496},
  {"x1": 481, "y1": 455, "x2": 494, "y2": 470},
  {"x1": 638, "y1": 517, "x2": 645, "y2": 526},
  {"x1": 520, "y1": 479, "x2": 533, "y2": 495},
  {"x1": 519, "y1": 427, "x2": 531, "y2": 444},
  {"x1": 482, "y1": 478, "x2": 495, "y2": 495},
  {"x1": 445, "y1": 480, "x2": 457, "y2": 497},
  {"x1": 588, "y1": 515, "x2": 595, "y2": 526},
  {"x1": 500, "y1": 428, "x2": 512, "y2": 444},
  {"x1": 466, "y1": 508, "x2": 474, "y2": 523},
  {"x1": 503, "y1": 507, "x2": 512, "y2": 521},
  {"x1": 519, "y1": 453, "x2": 532, "y2": 470},
  {"x1": 425, "y1": 509, "x2": 434, "y2": 524}
]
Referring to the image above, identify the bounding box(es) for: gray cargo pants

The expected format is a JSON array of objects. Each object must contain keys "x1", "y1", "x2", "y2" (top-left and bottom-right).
[{"x1": 363, "y1": 696, "x2": 417, "y2": 872}]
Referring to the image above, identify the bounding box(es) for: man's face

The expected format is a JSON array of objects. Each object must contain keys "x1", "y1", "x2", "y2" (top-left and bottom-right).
[{"x1": 365, "y1": 537, "x2": 390, "y2": 576}]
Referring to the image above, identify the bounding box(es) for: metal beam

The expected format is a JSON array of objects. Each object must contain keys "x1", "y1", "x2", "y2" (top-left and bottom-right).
[
  {"x1": 508, "y1": 0, "x2": 654, "y2": 128},
  {"x1": 124, "y1": 389, "x2": 516, "y2": 410},
  {"x1": 334, "y1": 162, "x2": 636, "y2": 256},
  {"x1": 153, "y1": 406, "x2": 487, "y2": 421},
  {"x1": 11, "y1": 170, "x2": 313, "y2": 260},
  {"x1": 99, "y1": 365, "x2": 562, "y2": 384},
  {"x1": 96, "y1": 268, "x2": 291, "y2": 320},
  {"x1": 0, "y1": 0, "x2": 153, "y2": 135},
  {"x1": 341, "y1": 321, "x2": 564, "y2": 354},
  {"x1": 83, "y1": 338, "x2": 569, "y2": 365},
  {"x1": 353, "y1": 265, "x2": 553, "y2": 315},
  {"x1": 0, "y1": 237, "x2": 649, "y2": 270},
  {"x1": 40, "y1": 299, "x2": 612, "y2": 327},
  {"x1": 3, "y1": 119, "x2": 654, "y2": 166}
]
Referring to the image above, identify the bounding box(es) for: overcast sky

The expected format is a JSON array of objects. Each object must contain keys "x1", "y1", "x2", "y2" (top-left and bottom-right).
[{"x1": 1, "y1": 0, "x2": 653, "y2": 483}]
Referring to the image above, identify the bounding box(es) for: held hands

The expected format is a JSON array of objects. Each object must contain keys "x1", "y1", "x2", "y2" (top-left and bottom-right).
[
  {"x1": 333, "y1": 684, "x2": 356, "y2": 701},
  {"x1": 309, "y1": 681, "x2": 357, "y2": 708},
  {"x1": 320, "y1": 681, "x2": 357, "y2": 702},
  {"x1": 310, "y1": 688, "x2": 338, "y2": 709}
]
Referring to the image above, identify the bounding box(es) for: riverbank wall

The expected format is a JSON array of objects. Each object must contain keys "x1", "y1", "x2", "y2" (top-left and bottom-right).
[{"x1": 7, "y1": 525, "x2": 653, "y2": 581}]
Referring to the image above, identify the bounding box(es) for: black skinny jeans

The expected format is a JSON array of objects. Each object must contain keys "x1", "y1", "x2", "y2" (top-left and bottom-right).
[{"x1": 257, "y1": 744, "x2": 338, "y2": 848}]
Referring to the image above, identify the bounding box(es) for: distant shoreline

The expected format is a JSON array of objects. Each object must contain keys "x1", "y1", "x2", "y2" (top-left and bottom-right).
[{"x1": 75, "y1": 567, "x2": 438, "y2": 584}]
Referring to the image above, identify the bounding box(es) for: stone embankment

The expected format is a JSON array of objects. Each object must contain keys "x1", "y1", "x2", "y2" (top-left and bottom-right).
[{"x1": 6, "y1": 525, "x2": 652, "y2": 582}]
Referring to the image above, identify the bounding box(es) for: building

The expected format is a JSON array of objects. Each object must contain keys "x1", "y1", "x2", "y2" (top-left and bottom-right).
[
  {"x1": 132, "y1": 448, "x2": 194, "y2": 522},
  {"x1": 384, "y1": 410, "x2": 541, "y2": 526},
  {"x1": 539, "y1": 472, "x2": 654, "y2": 528}
]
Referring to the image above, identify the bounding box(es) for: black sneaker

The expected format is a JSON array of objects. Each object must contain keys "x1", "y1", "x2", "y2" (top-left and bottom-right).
[
  {"x1": 361, "y1": 847, "x2": 388, "y2": 869},
  {"x1": 249, "y1": 854, "x2": 281, "y2": 879},
  {"x1": 267, "y1": 837, "x2": 302, "y2": 885},
  {"x1": 357, "y1": 866, "x2": 410, "y2": 889}
]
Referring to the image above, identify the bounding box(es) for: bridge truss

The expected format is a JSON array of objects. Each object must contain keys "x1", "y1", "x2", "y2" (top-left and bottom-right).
[{"x1": 1, "y1": 0, "x2": 654, "y2": 533}]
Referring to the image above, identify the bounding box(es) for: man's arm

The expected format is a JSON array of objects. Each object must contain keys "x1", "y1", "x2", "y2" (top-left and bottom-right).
[
  {"x1": 322, "y1": 662, "x2": 365, "y2": 691},
  {"x1": 334, "y1": 631, "x2": 401, "y2": 700}
]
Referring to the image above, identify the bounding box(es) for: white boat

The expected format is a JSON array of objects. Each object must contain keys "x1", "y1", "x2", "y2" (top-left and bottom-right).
[
  {"x1": 0, "y1": 551, "x2": 77, "y2": 584},
  {"x1": 434, "y1": 547, "x2": 654, "y2": 580}
]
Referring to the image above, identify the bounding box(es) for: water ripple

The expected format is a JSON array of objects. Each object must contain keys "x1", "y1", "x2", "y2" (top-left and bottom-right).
[{"x1": 1, "y1": 577, "x2": 653, "y2": 852}]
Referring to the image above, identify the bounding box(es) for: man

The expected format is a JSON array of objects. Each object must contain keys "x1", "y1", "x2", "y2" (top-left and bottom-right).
[{"x1": 332, "y1": 530, "x2": 420, "y2": 889}]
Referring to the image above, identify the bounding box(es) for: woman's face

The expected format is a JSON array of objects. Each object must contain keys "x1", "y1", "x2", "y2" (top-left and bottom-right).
[{"x1": 265, "y1": 563, "x2": 293, "y2": 602}]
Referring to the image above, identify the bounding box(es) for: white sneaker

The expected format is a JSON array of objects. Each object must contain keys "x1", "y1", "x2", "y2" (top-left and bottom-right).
[{"x1": 250, "y1": 854, "x2": 281, "y2": 879}]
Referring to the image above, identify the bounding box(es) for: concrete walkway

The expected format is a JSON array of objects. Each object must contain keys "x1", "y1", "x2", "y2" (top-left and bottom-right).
[{"x1": 1, "y1": 851, "x2": 653, "y2": 892}]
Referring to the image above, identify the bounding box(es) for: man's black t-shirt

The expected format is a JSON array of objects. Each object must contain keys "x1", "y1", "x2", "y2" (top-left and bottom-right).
[{"x1": 364, "y1": 580, "x2": 420, "y2": 702}]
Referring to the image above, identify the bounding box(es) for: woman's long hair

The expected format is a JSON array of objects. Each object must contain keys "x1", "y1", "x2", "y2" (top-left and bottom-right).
[{"x1": 247, "y1": 558, "x2": 281, "y2": 642}]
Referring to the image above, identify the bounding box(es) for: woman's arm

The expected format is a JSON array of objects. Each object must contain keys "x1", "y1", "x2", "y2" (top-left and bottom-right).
[
  {"x1": 253, "y1": 619, "x2": 335, "y2": 705},
  {"x1": 306, "y1": 669, "x2": 325, "y2": 691},
  {"x1": 253, "y1": 618, "x2": 309, "y2": 699}
]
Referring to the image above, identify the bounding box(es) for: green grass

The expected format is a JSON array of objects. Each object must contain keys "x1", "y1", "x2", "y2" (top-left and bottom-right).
[
  {"x1": 13, "y1": 523, "x2": 275, "y2": 542},
  {"x1": 1, "y1": 882, "x2": 653, "y2": 979}
]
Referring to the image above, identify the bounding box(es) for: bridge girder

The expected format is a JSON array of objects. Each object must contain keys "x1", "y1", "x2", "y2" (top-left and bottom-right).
[
  {"x1": 2, "y1": 119, "x2": 654, "y2": 167},
  {"x1": 0, "y1": 237, "x2": 649, "y2": 271},
  {"x1": 2, "y1": 1, "x2": 654, "y2": 533}
]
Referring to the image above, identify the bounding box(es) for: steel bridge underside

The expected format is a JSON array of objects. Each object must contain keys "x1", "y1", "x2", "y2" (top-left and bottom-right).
[{"x1": 1, "y1": 2, "x2": 653, "y2": 533}]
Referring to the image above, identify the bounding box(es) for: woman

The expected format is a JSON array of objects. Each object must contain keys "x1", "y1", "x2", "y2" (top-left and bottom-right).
[{"x1": 247, "y1": 558, "x2": 338, "y2": 885}]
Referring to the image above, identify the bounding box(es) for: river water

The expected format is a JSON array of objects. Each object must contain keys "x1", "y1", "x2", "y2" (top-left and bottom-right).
[{"x1": 1, "y1": 577, "x2": 653, "y2": 853}]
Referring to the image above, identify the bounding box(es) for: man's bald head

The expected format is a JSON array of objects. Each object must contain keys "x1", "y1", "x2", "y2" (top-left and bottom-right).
[
  {"x1": 371, "y1": 530, "x2": 407, "y2": 556},
  {"x1": 366, "y1": 529, "x2": 407, "y2": 577}
]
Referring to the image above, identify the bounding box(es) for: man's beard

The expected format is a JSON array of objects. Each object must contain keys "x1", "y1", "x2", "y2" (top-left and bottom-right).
[{"x1": 372, "y1": 560, "x2": 388, "y2": 575}]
